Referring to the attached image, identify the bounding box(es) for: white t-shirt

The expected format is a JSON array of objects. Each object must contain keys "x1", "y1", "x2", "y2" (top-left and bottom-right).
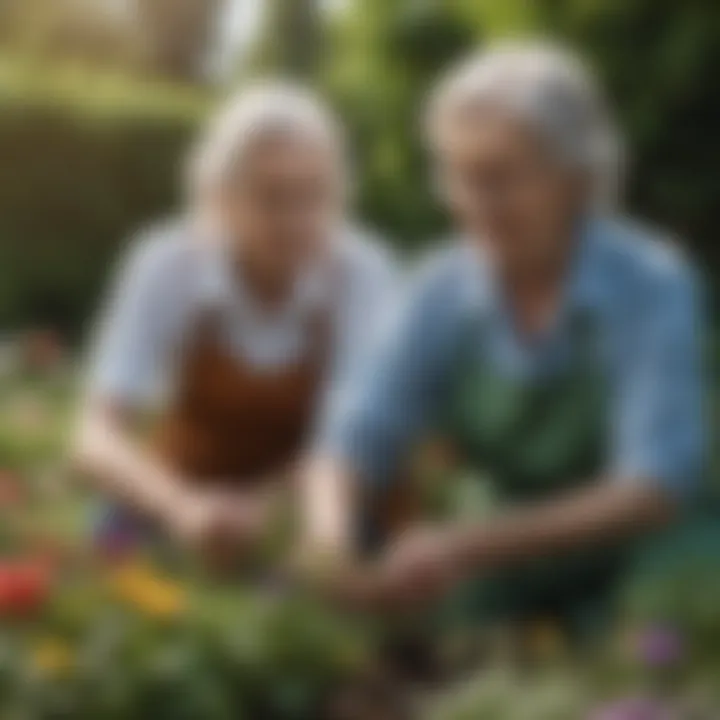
[{"x1": 86, "y1": 219, "x2": 398, "y2": 419}]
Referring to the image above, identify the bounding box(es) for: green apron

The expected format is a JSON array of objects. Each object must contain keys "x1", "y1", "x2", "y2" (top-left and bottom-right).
[
  {"x1": 440, "y1": 311, "x2": 630, "y2": 631},
  {"x1": 438, "y1": 308, "x2": 719, "y2": 636}
]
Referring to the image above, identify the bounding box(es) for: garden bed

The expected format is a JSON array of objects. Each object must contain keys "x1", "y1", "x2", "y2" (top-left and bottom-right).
[{"x1": 0, "y1": 365, "x2": 718, "y2": 719}]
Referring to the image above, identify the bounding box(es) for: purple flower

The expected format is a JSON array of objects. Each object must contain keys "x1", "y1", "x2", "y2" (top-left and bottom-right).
[
  {"x1": 634, "y1": 625, "x2": 685, "y2": 668},
  {"x1": 588, "y1": 696, "x2": 674, "y2": 720},
  {"x1": 98, "y1": 529, "x2": 138, "y2": 560},
  {"x1": 92, "y1": 509, "x2": 140, "y2": 560}
]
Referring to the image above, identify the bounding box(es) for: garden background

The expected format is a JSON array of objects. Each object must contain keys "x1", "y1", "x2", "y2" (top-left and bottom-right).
[
  {"x1": 1, "y1": 0, "x2": 719, "y2": 338},
  {"x1": 0, "y1": 1, "x2": 719, "y2": 718}
]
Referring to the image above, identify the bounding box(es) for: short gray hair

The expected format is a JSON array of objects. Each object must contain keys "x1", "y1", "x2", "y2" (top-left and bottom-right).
[
  {"x1": 188, "y1": 81, "x2": 346, "y2": 198},
  {"x1": 427, "y1": 41, "x2": 624, "y2": 208}
]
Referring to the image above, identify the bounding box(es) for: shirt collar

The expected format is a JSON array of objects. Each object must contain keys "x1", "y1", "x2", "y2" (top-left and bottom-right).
[
  {"x1": 459, "y1": 215, "x2": 608, "y2": 320},
  {"x1": 457, "y1": 240, "x2": 496, "y2": 315},
  {"x1": 565, "y1": 215, "x2": 608, "y2": 314},
  {"x1": 197, "y1": 240, "x2": 329, "y2": 320}
]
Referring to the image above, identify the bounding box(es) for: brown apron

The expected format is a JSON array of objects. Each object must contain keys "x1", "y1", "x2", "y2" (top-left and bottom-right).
[
  {"x1": 153, "y1": 291, "x2": 412, "y2": 536},
  {"x1": 154, "y1": 304, "x2": 328, "y2": 485}
]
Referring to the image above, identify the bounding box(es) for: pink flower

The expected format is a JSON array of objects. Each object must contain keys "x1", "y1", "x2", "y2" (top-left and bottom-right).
[
  {"x1": 634, "y1": 625, "x2": 684, "y2": 668},
  {"x1": 589, "y1": 696, "x2": 674, "y2": 720}
]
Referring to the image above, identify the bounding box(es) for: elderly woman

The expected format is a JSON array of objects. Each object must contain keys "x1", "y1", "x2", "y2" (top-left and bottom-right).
[
  {"x1": 303, "y1": 43, "x2": 707, "y2": 628},
  {"x1": 75, "y1": 83, "x2": 395, "y2": 559}
]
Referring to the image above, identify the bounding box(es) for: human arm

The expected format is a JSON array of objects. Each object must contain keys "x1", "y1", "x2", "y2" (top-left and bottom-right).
[
  {"x1": 380, "y1": 258, "x2": 707, "y2": 600},
  {"x1": 72, "y1": 233, "x2": 266, "y2": 549},
  {"x1": 300, "y1": 258, "x2": 466, "y2": 569}
]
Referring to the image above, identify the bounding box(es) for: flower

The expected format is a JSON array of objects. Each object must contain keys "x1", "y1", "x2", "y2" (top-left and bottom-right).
[
  {"x1": 110, "y1": 563, "x2": 187, "y2": 619},
  {"x1": 588, "y1": 696, "x2": 674, "y2": 720},
  {"x1": 99, "y1": 531, "x2": 138, "y2": 562},
  {"x1": 92, "y1": 509, "x2": 141, "y2": 563},
  {"x1": 32, "y1": 638, "x2": 74, "y2": 677},
  {"x1": 634, "y1": 624, "x2": 685, "y2": 669},
  {"x1": 0, "y1": 560, "x2": 52, "y2": 617},
  {"x1": 94, "y1": 525, "x2": 139, "y2": 563}
]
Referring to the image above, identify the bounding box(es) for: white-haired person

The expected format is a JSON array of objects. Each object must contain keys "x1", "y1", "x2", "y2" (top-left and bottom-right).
[
  {"x1": 75, "y1": 83, "x2": 396, "y2": 562},
  {"x1": 302, "y1": 42, "x2": 708, "y2": 633}
]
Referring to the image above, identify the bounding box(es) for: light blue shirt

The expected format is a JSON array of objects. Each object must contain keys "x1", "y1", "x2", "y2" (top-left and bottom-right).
[
  {"x1": 320, "y1": 216, "x2": 707, "y2": 501},
  {"x1": 85, "y1": 218, "x2": 398, "y2": 431}
]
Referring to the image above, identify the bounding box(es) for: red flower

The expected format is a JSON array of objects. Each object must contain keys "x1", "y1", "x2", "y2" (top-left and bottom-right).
[{"x1": 0, "y1": 560, "x2": 53, "y2": 617}]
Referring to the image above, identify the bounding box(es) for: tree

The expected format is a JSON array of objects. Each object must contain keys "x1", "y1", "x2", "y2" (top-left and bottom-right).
[
  {"x1": 321, "y1": 0, "x2": 476, "y2": 247},
  {"x1": 319, "y1": 0, "x2": 720, "y2": 275},
  {"x1": 531, "y1": 0, "x2": 720, "y2": 278}
]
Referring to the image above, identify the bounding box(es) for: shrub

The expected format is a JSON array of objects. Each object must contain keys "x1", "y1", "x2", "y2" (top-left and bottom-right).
[{"x1": 0, "y1": 58, "x2": 209, "y2": 339}]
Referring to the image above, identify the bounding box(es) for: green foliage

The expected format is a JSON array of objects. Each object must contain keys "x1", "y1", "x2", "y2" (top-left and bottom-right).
[
  {"x1": 0, "y1": 57, "x2": 209, "y2": 337},
  {"x1": 312, "y1": 0, "x2": 720, "y2": 284},
  {"x1": 319, "y1": 0, "x2": 477, "y2": 248},
  {"x1": 1, "y1": 344, "x2": 719, "y2": 719},
  {"x1": 619, "y1": 514, "x2": 720, "y2": 659},
  {"x1": 531, "y1": 0, "x2": 720, "y2": 280},
  {"x1": 251, "y1": 0, "x2": 322, "y2": 78},
  {"x1": 1, "y1": 0, "x2": 720, "y2": 327},
  {"x1": 0, "y1": 372, "x2": 379, "y2": 719},
  {"x1": 2, "y1": 586, "x2": 373, "y2": 719}
]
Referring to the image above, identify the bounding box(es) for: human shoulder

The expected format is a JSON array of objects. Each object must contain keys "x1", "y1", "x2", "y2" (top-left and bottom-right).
[
  {"x1": 103, "y1": 215, "x2": 206, "y2": 330},
  {"x1": 338, "y1": 223, "x2": 400, "y2": 283},
  {"x1": 378, "y1": 240, "x2": 475, "y2": 360},
  {"x1": 118, "y1": 216, "x2": 200, "y2": 281},
  {"x1": 592, "y1": 216, "x2": 701, "y2": 303},
  {"x1": 408, "y1": 240, "x2": 478, "y2": 313}
]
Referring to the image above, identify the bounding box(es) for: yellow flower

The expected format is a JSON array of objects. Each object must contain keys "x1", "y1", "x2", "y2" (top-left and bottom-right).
[
  {"x1": 110, "y1": 563, "x2": 187, "y2": 619},
  {"x1": 32, "y1": 638, "x2": 74, "y2": 676}
]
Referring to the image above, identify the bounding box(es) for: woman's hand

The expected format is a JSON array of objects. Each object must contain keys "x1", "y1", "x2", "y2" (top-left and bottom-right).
[
  {"x1": 287, "y1": 540, "x2": 383, "y2": 611},
  {"x1": 291, "y1": 525, "x2": 466, "y2": 612},
  {"x1": 165, "y1": 487, "x2": 271, "y2": 567},
  {"x1": 165, "y1": 489, "x2": 227, "y2": 548}
]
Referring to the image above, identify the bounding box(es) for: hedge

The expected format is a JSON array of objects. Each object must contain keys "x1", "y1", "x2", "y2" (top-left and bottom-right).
[{"x1": 0, "y1": 59, "x2": 209, "y2": 339}]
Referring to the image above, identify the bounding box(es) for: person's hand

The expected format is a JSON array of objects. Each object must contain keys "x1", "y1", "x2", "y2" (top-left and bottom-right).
[
  {"x1": 165, "y1": 488, "x2": 226, "y2": 548},
  {"x1": 207, "y1": 487, "x2": 275, "y2": 545},
  {"x1": 287, "y1": 541, "x2": 386, "y2": 610},
  {"x1": 290, "y1": 526, "x2": 465, "y2": 613},
  {"x1": 374, "y1": 524, "x2": 465, "y2": 608},
  {"x1": 165, "y1": 488, "x2": 268, "y2": 568}
]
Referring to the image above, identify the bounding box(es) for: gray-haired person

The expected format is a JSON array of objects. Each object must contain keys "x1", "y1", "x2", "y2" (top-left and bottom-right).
[
  {"x1": 301, "y1": 42, "x2": 709, "y2": 632},
  {"x1": 75, "y1": 83, "x2": 396, "y2": 562}
]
